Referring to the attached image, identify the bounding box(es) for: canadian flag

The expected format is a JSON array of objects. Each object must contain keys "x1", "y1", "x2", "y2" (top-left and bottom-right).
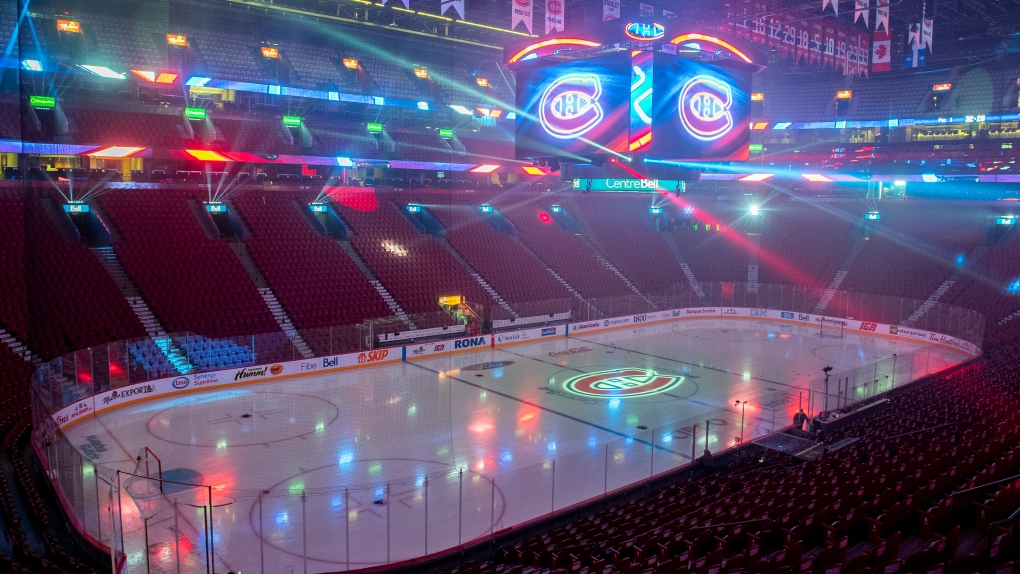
[{"x1": 872, "y1": 30, "x2": 890, "y2": 72}]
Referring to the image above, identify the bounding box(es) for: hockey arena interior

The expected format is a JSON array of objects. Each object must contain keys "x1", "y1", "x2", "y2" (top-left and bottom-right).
[{"x1": 2, "y1": 0, "x2": 1020, "y2": 573}]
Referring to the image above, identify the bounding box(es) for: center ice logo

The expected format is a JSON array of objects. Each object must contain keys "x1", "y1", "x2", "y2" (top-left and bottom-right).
[{"x1": 563, "y1": 368, "x2": 682, "y2": 398}]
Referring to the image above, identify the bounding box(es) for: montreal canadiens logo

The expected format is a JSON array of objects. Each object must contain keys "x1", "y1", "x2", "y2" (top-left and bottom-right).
[
  {"x1": 515, "y1": 0, "x2": 530, "y2": 6},
  {"x1": 539, "y1": 73, "x2": 604, "y2": 139},
  {"x1": 678, "y1": 76, "x2": 734, "y2": 141},
  {"x1": 563, "y1": 368, "x2": 682, "y2": 398},
  {"x1": 547, "y1": 0, "x2": 562, "y2": 14}
]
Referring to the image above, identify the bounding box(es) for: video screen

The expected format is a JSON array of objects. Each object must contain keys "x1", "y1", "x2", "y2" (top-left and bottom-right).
[
  {"x1": 515, "y1": 53, "x2": 631, "y2": 160},
  {"x1": 649, "y1": 54, "x2": 752, "y2": 161}
]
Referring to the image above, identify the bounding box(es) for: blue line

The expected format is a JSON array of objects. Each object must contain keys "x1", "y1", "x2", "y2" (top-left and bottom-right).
[{"x1": 407, "y1": 362, "x2": 686, "y2": 457}]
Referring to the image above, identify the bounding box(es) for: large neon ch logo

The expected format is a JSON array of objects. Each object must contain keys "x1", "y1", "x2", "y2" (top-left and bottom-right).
[
  {"x1": 678, "y1": 75, "x2": 734, "y2": 141},
  {"x1": 539, "y1": 73, "x2": 604, "y2": 139}
]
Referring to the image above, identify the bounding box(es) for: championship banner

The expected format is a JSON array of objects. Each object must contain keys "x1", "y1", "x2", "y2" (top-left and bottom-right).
[
  {"x1": 836, "y1": 26, "x2": 848, "y2": 74},
  {"x1": 639, "y1": 3, "x2": 653, "y2": 17},
  {"x1": 382, "y1": 0, "x2": 410, "y2": 8},
  {"x1": 441, "y1": 0, "x2": 464, "y2": 20},
  {"x1": 796, "y1": 16, "x2": 810, "y2": 64},
  {"x1": 872, "y1": 30, "x2": 891, "y2": 72},
  {"x1": 922, "y1": 16, "x2": 933, "y2": 52},
  {"x1": 823, "y1": 0, "x2": 838, "y2": 16},
  {"x1": 855, "y1": 0, "x2": 869, "y2": 28},
  {"x1": 512, "y1": 0, "x2": 533, "y2": 35},
  {"x1": 545, "y1": 0, "x2": 563, "y2": 34},
  {"x1": 602, "y1": 0, "x2": 620, "y2": 21},
  {"x1": 876, "y1": 0, "x2": 889, "y2": 31}
]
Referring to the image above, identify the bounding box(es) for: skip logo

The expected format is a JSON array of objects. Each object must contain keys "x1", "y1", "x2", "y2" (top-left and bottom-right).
[
  {"x1": 454, "y1": 336, "x2": 487, "y2": 350},
  {"x1": 679, "y1": 76, "x2": 734, "y2": 141},
  {"x1": 357, "y1": 349, "x2": 390, "y2": 363},
  {"x1": 540, "y1": 74, "x2": 604, "y2": 139}
]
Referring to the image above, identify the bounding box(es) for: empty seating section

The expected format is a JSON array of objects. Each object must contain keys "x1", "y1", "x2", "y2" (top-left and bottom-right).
[
  {"x1": 567, "y1": 195, "x2": 686, "y2": 293},
  {"x1": 0, "y1": 102, "x2": 21, "y2": 140},
  {"x1": 231, "y1": 188, "x2": 391, "y2": 353},
  {"x1": 498, "y1": 198, "x2": 633, "y2": 299},
  {"x1": 97, "y1": 189, "x2": 279, "y2": 338},
  {"x1": 127, "y1": 339, "x2": 178, "y2": 379},
  {"x1": 941, "y1": 240, "x2": 1020, "y2": 344},
  {"x1": 82, "y1": 14, "x2": 170, "y2": 72},
  {"x1": 279, "y1": 42, "x2": 348, "y2": 91},
  {"x1": 332, "y1": 191, "x2": 495, "y2": 324},
  {"x1": 213, "y1": 118, "x2": 296, "y2": 154},
  {"x1": 673, "y1": 222, "x2": 749, "y2": 284},
  {"x1": 429, "y1": 199, "x2": 573, "y2": 308},
  {"x1": 26, "y1": 195, "x2": 146, "y2": 360},
  {"x1": 757, "y1": 202, "x2": 856, "y2": 287},
  {"x1": 66, "y1": 108, "x2": 185, "y2": 148},
  {"x1": 177, "y1": 335, "x2": 255, "y2": 371},
  {"x1": 0, "y1": 189, "x2": 28, "y2": 341},
  {"x1": 435, "y1": 352, "x2": 1020, "y2": 574},
  {"x1": 191, "y1": 30, "x2": 265, "y2": 83}
]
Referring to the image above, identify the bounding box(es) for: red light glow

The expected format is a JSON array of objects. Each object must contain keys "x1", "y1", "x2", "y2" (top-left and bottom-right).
[{"x1": 539, "y1": 212, "x2": 551, "y2": 223}]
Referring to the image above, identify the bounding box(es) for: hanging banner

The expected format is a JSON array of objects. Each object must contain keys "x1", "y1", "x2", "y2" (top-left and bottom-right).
[
  {"x1": 512, "y1": 0, "x2": 533, "y2": 34},
  {"x1": 908, "y1": 22, "x2": 921, "y2": 47},
  {"x1": 544, "y1": 0, "x2": 563, "y2": 34},
  {"x1": 823, "y1": 21, "x2": 837, "y2": 68},
  {"x1": 836, "y1": 26, "x2": 848, "y2": 74},
  {"x1": 639, "y1": 3, "x2": 654, "y2": 17},
  {"x1": 858, "y1": 31, "x2": 871, "y2": 76},
  {"x1": 855, "y1": 0, "x2": 870, "y2": 28},
  {"x1": 824, "y1": 0, "x2": 838, "y2": 16},
  {"x1": 872, "y1": 30, "x2": 891, "y2": 72},
  {"x1": 796, "y1": 15, "x2": 810, "y2": 64},
  {"x1": 752, "y1": 14, "x2": 766, "y2": 45},
  {"x1": 810, "y1": 20, "x2": 824, "y2": 65},
  {"x1": 603, "y1": 0, "x2": 620, "y2": 21},
  {"x1": 922, "y1": 16, "x2": 933, "y2": 52},
  {"x1": 382, "y1": 0, "x2": 410, "y2": 8},
  {"x1": 781, "y1": 12, "x2": 797, "y2": 60},
  {"x1": 876, "y1": 0, "x2": 889, "y2": 31},
  {"x1": 441, "y1": 0, "x2": 464, "y2": 20}
]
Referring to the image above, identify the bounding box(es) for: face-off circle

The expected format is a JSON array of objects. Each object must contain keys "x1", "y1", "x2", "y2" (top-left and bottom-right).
[{"x1": 560, "y1": 368, "x2": 684, "y2": 399}]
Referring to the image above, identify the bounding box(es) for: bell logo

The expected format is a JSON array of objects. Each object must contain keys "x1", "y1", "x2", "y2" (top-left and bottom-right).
[
  {"x1": 678, "y1": 76, "x2": 734, "y2": 141},
  {"x1": 540, "y1": 74, "x2": 604, "y2": 139},
  {"x1": 563, "y1": 368, "x2": 683, "y2": 398}
]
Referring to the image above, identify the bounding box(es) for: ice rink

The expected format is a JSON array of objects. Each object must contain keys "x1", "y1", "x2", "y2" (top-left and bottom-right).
[{"x1": 61, "y1": 318, "x2": 970, "y2": 573}]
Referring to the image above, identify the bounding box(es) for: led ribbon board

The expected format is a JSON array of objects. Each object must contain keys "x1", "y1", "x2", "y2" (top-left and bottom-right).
[
  {"x1": 629, "y1": 51, "x2": 654, "y2": 151},
  {"x1": 539, "y1": 73, "x2": 604, "y2": 139},
  {"x1": 678, "y1": 76, "x2": 734, "y2": 141},
  {"x1": 562, "y1": 368, "x2": 683, "y2": 398}
]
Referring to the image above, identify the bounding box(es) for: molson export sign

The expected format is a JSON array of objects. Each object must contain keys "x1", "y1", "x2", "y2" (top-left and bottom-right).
[{"x1": 57, "y1": 20, "x2": 81, "y2": 33}]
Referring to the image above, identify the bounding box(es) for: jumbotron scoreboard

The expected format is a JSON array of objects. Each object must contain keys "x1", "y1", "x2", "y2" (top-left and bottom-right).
[{"x1": 508, "y1": 21, "x2": 763, "y2": 173}]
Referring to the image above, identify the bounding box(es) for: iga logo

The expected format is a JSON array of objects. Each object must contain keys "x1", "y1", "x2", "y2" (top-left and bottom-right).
[
  {"x1": 563, "y1": 368, "x2": 683, "y2": 398},
  {"x1": 539, "y1": 74, "x2": 604, "y2": 139},
  {"x1": 171, "y1": 377, "x2": 189, "y2": 390},
  {"x1": 678, "y1": 76, "x2": 734, "y2": 141},
  {"x1": 859, "y1": 322, "x2": 878, "y2": 332}
]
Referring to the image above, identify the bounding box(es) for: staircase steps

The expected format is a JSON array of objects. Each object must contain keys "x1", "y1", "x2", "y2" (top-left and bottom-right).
[
  {"x1": 336, "y1": 240, "x2": 417, "y2": 330},
  {"x1": 435, "y1": 237, "x2": 517, "y2": 319},
  {"x1": 578, "y1": 235, "x2": 657, "y2": 308},
  {"x1": 904, "y1": 279, "x2": 955, "y2": 326},
  {"x1": 508, "y1": 235, "x2": 601, "y2": 318}
]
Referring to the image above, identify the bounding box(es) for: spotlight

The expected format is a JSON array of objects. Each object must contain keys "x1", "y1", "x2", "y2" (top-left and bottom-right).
[{"x1": 749, "y1": 205, "x2": 760, "y2": 216}]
